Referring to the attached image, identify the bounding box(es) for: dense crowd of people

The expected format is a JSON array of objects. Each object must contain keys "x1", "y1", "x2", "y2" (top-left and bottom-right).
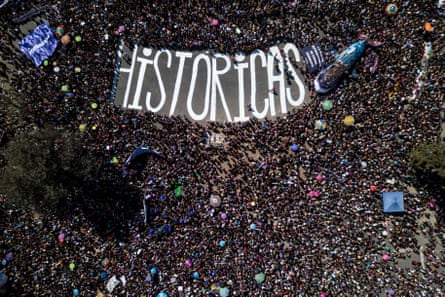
[{"x1": 1, "y1": 0, "x2": 444, "y2": 296}]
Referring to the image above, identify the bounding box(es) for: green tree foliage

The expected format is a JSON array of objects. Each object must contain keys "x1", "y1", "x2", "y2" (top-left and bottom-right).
[
  {"x1": 409, "y1": 142, "x2": 445, "y2": 181},
  {"x1": 0, "y1": 126, "x2": 98, "y2": 210}
]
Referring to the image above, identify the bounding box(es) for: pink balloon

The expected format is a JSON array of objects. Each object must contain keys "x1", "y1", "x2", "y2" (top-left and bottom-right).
[
  {"x1": 211, "y1": 18, "x2": 219, "y2": 26},
  {"x1": 220, "y1": 213, "x2": 227, "y2": 220},
  {"x1": 382, "y1": 254, "x2": 390, "y2": 261},
  {"x1": 309, "y1": 191, "x2": 320, "y2": 198},
  {"x1": 316, "y1": 175, "x2": 324, "y2": 181},
  {"x1": 320, "y1": 293, "x2": 327, "y2": 297},
  {"x1": 184, "y1": 259, "x2": 192, "y2": 267},
  {"x1": 58, "y1": 233, "x2": 65, "y2": 243}
]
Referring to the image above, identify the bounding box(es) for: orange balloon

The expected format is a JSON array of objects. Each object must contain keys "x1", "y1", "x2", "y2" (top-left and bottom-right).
[
  {"x1": 61, "y1": 34, "x2": 71, "y2": 45},
  {"x1": 424, "y1": 22, "x2": 433, "y2": 32}
]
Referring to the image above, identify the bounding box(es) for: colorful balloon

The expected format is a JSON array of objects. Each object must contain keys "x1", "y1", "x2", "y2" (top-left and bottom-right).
[
  {"x1": 254, "y1": 272, "x2": 266, "y2": 283},
  {"x1": 315, "y1": 119, "x2": 327, "y2": 131},
  {"x1": 55, "y1": 25, "x2": 65, "y2": 37},
  {"x1": 343, "y1": 115, "x2": 355, "y2": 126},
  {"x1": 79, "y1": 124, "x2": 87, "y2": 132},
  {"x1": 424, "y1": 22, "x2": 433, "y2": 32},
  {"x1": 58, "y1": 233, "x2": 65, "y2": 243},
  {"x1": 5, "y1": 253, "x2": 13, "y2": 261},
  {"x1": 290, "y1": 144, "x2": 299, "y2": 152},
  {"x1": 209, "y1": 194, "x2": 221, "y2": 207},
  {"x1": 385, "y1": 3, "x2": 398, "y2": 15},
  {"x1": 61, "y1": 34, "x2": 71, "y2": 45},
  {"x1": 219, "y1": 287, "x2": 230, "y2": 297},
  {"x1": 322, "y1": 100, "x2": 333, "y2": 111}
]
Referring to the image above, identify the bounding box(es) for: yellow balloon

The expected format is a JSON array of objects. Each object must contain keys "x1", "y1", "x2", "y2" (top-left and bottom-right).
[
  {"x1": 79, "y1": 124, "x2": 87, "y2": 132},
  {"x1": 343, "y1": 116, "x2": 355, "y2": 126}
]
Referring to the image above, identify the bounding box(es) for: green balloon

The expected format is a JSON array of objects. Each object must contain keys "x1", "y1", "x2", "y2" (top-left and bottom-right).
[
  {"x1": 69, "y1": 263, "x2": 75, "y2": 271},
  {"x1": 75, "y1": 36, "x2": 82, "y2": 42},
  {"x1": 43, "y1": 60, "x2": 49, "y2": 66},
  {"x1": 322, "y1": 100, "x2": 333, "y2": 111},
  {"x1": 61, "y1": 85, "x2": 69, "y2": 92},
  {"x1": 254, "y1": 272, "x2": 265, "y2": 283}
]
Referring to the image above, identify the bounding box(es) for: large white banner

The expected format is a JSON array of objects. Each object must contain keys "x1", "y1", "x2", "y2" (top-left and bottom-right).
[{"x1": 114, "y1": 43, "x2": 309, "y2": 122}]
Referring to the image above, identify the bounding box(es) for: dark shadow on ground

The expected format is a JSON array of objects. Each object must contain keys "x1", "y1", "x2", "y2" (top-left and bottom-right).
[{"x1": 56, "y1": 174, "x2": 145, "y2": 242}]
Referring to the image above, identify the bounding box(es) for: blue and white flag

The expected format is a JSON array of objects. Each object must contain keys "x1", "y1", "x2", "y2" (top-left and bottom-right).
[
  {"x1": 301, "y1": 43, "x2": 325, "y2": 74},
  {"x1": 19, "y1": 23, "x2": 58, "y2": 66}
]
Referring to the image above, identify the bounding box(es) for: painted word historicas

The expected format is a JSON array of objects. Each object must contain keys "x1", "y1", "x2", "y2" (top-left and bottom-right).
[{"x1": 114, "y1": 43, "x2": 308, "y2": 122}]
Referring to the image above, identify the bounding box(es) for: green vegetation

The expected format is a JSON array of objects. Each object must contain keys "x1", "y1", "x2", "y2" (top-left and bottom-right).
[
  {"x1": 409, "y1": 141, "x2": 445, "y2": 182},
  {"x1": 0, "y1": 126, "x2": 98, "y2": 210}
]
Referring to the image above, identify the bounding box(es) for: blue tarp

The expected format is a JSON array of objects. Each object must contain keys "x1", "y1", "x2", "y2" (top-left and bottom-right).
[
  {"x1": 125, "y1": 147, "x2": 160, "y2": 164},
  {"x1": 124, "y1": 146, "x2": 161, "y2": 173},
  {"x1": 18, "y1": 23, "x2": 58, "y2": 66},
  {"x1": 382, "y1": 192, "x2": 404, "y2": 213}
]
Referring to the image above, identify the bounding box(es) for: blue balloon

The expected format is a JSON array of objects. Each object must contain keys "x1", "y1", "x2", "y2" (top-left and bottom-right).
[
  {"x1": 250, "y1": 223, "x2": 257, "y2": 230},
  {"x1": 73, "y1": 288, "x2": 79, "y2": 296},
  {"x1": 145, "y1": 275, "x2": 152, "y2": 281},
  {"x1": 157, "y1": 292, "x2": 168, "y2": 297},
  {"x1": 219, "y1": 240, "x2": 226, "y2": 247},
  {"x1": 193, "y1": 271, "x2": 199, "y2": 279},
  {"x1": 150, "y1": 267, "x2": 158, "y2": 274},
  {"x1": 290, "y1": 144, "x2": 299, "y2": 152},
  {"x1": 100, "y1": 271, "x2": 107, "y2": 278},
  {"x1": 220, "y1": 287, "x2": 230, "y2": 297}
]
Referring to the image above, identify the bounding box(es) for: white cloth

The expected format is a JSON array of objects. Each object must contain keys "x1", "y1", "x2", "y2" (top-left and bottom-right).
[{"x1": 106, "y1": 275, "x2": 120, "y2": 293}]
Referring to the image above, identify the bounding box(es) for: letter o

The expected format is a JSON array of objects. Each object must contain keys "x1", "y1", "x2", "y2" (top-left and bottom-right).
[{"x1": 186, "y1": 54, "x2": 211, "y2": 121}]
